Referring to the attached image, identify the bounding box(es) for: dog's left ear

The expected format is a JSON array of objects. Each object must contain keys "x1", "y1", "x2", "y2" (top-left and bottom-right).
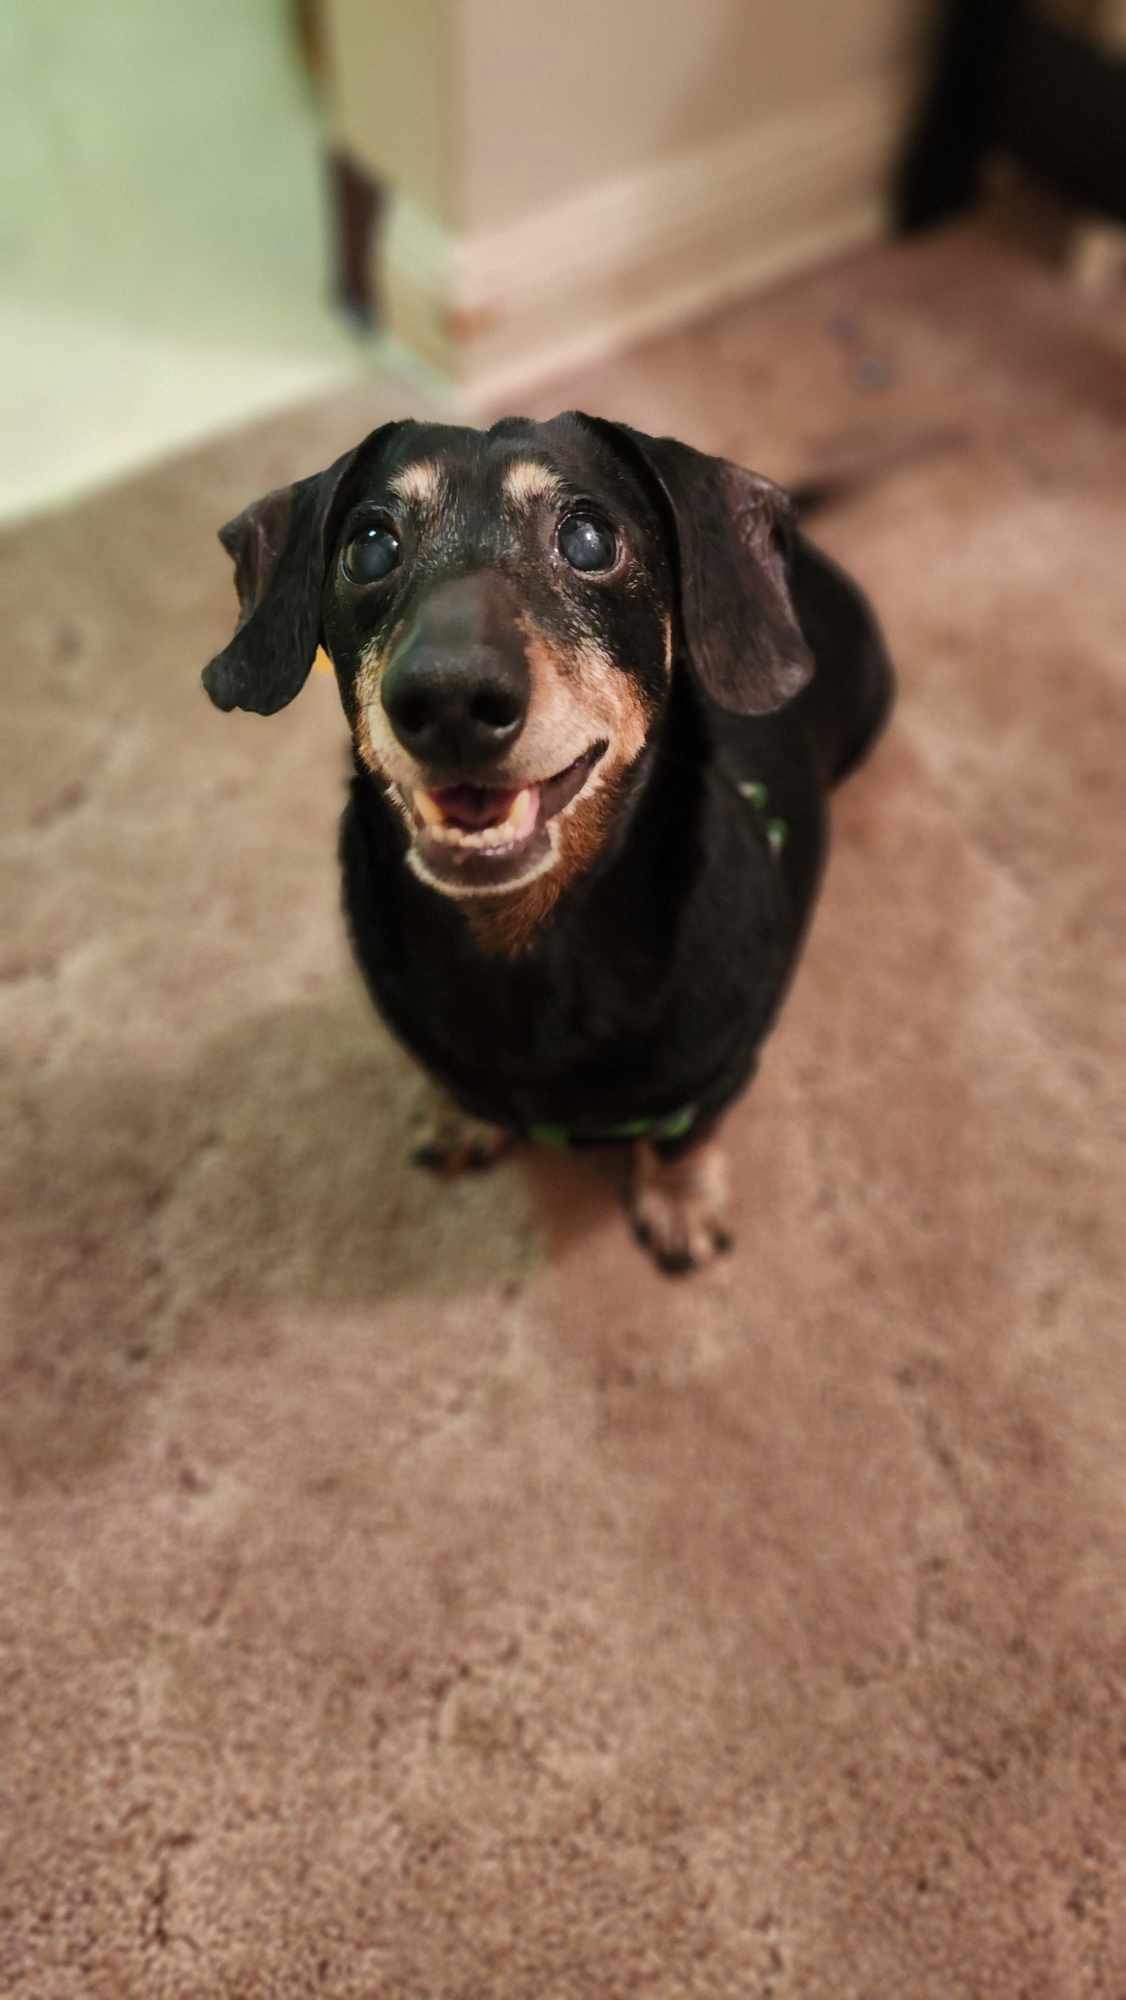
[
  {"x1": 202, "y1": 421, "x2": 402, "y2": 715},
  {"x1": 581, "y1": 418, "x2": 814, "y2": 715}
]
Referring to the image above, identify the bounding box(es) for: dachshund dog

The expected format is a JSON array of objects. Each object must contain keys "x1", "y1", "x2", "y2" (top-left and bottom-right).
[{"x1": 202, "y1": 414, "x2": 893, "y2": 1271}]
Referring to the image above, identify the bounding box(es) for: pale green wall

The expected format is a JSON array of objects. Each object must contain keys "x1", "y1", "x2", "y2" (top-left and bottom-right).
[{"x1": 0, "y1": 0, "x2": 362, "y2": 517}]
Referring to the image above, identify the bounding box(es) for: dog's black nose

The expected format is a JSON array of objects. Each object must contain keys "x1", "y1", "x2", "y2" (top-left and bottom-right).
[
  {"x1": 381, "y1": 574, "x2": 529, "y2": 770},
  {"x1": 382, "y1": 648, "x2": 527, "y2": 767}
]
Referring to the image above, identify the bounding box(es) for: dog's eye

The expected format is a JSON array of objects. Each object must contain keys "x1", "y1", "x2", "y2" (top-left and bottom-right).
[
  {"x1": 558, "y1": 511, "x2": 617, "y2": 574},
  {"x1": 342, "y1": 522, "x2": 401, "y2": 585}
]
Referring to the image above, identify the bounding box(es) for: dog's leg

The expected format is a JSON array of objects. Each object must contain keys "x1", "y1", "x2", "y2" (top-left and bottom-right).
[
  {"x1": 411, "y1": 1082, "x2": 514, "y2": 1176},
  {"x1": 629, "y1": 1129, "x2": 733, "y2": 1274}
]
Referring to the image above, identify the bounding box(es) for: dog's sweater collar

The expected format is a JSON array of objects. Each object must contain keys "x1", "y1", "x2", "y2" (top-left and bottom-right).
[{"x1": 528, "y1": 1102, "x2": 698, "y2": 1150}]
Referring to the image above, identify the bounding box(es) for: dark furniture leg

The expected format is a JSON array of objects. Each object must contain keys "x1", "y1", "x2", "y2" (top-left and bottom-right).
[
  {"x1": 893, "y1": 0, "x2": 1024, "y2": 232},
  {"x1": 895, "y1": 0, "x2": 1126, "y2": 234},
  {"x1": 1002, "y1": 10, "x2": 1126, "y2": 220},
  {"x1": 326, "y1": 147, "x2": 385, "y2": 331}
]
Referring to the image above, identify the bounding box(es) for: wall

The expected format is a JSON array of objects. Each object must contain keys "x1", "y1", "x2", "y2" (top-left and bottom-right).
[
  {"x1": 326, "y1": 0, "x2": 461, "y2": 227},
  {"x1": 460, "y1": 0, "x2": 919, "y2": 233},
  {"x1": 1, "y1": 0, "x2": 359, "y2": 518},
  {"x1": 325, "y1": 0, "x2": 928, "y2": 398}
]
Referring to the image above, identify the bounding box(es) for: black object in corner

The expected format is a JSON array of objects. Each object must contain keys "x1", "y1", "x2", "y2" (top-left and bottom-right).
[{"x1": 895, "y1": 0, "x2": 1126, "y2": 233}]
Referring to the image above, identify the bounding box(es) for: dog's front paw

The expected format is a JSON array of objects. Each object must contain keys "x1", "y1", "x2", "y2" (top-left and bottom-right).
[
  {"x1": 411, "y1": 1094, "x2": 513, "y2": 1176},
  {"x1": 630, "y1": 1137, "x2": 733, "y2": 1274}
]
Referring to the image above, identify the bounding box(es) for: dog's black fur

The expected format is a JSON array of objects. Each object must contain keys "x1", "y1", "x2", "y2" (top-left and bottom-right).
[{"x1": 202, "y1": 413, "x2": 893, "y2": 1267}]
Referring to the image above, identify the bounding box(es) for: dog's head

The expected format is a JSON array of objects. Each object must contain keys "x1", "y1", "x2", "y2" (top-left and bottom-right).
[{"x1": 202, "y1": 414, "x2": 812, "y2": 938}]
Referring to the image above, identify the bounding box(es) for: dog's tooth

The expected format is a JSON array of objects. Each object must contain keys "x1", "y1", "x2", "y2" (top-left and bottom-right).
[
  {"x1": 507, "y1": 788, "x2": 537, "y2": 838},
  {"x1": 414, "y1": 789, "x2": 445, "y2": 828},
  {"x1": 431, "y1": 822, "x2": 497, "y2": 851}
]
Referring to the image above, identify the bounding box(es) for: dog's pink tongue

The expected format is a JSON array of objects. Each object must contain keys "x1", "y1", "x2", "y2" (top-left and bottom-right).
[{"x1": 430, "y1": 784, "x2": 520, "y2": 831}]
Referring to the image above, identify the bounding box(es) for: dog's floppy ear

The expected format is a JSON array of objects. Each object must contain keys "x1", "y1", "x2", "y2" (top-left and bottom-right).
[
  {"x1": 202, "y1": 421, "x2": 402, "y2": 715},
  {"x1": 581, "y1": 417, "x2": 814, "y2": 715}
]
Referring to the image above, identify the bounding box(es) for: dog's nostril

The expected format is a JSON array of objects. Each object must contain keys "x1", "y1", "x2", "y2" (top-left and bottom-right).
[
  {"x1": 395, "y1": 693, "x2": 431, "y2": 739},
  {"x1": 470, "y1": 688, "x2": 522, "y2": 734}
]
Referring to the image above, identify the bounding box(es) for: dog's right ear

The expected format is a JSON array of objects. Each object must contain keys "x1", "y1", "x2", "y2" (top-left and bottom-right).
[
  {"x1": 201, "y1": 421, "x2": 403, "y2": 716},
  {"x1": 574, "y1": 416, "x2": 813, "y2": 716}
]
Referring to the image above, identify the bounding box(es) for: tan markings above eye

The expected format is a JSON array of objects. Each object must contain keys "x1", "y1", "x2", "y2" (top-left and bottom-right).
[
  {"x1": 502, "y1": 461, "x2": 563, "y2": 509},
  {"x1": 387, "y1": 460, "x2": 445, "y2": 507}
]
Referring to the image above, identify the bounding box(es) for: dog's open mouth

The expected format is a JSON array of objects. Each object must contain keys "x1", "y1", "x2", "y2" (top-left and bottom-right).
[{"x1": 407, "y1": 741, "x2": 606, "y2": 894}]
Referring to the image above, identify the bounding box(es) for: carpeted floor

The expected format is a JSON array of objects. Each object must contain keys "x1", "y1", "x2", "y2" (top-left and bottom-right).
[{"x1": 1, "y1": 225, "x2": 1124, "y2": 1997}]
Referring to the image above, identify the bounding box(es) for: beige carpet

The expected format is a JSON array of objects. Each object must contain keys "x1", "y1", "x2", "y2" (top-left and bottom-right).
[{"x1": 2, "y1": 226, "x2": 1124, "y2": 1997}]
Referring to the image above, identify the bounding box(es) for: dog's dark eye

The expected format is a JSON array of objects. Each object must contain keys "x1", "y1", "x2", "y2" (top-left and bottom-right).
[
  {"x1": 342, "y1": 522, "x2": 401, "y2": 585},
  {"x1": 558, "y1": 511, "x2": 617, "y2": 574}
]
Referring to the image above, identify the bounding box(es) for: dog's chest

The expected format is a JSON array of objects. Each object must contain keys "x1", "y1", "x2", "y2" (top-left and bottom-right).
[
  {"x1": 343, "y1": 729, "x2": 821, "y2": 1132},
  {"x1": 405, "y1": 928, "x2": 666, "y2": 1087},
  {"x1": 379, "y1": 805, "x2": 791, "y2": 1125}
]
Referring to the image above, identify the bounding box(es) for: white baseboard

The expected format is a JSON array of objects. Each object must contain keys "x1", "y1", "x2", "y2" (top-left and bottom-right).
[{"x1": 383, "y1": 72, "x2": 910, "y2": 403}]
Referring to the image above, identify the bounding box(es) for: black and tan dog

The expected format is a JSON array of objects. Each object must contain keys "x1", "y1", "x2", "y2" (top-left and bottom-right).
[{"x1": 202, "y1": 414, "x2": 893, "y2": 1271}]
